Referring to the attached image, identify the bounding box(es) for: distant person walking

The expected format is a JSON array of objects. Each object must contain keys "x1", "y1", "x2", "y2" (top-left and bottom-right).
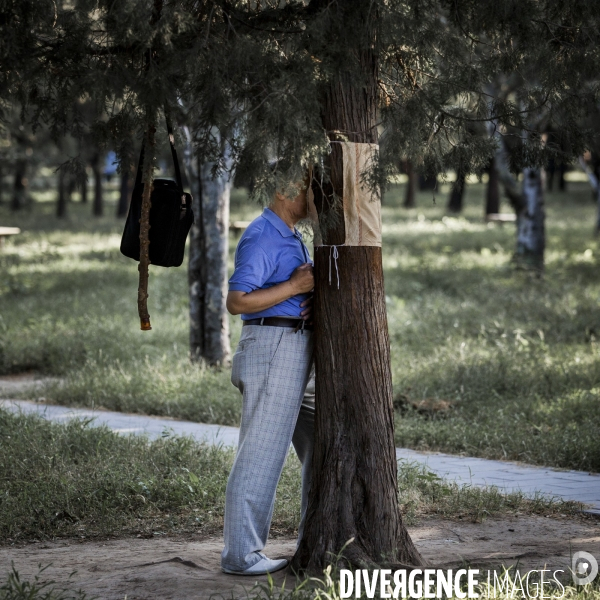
[{"x1": 221, "y1": 179, "x2": 316, "y2": 576}]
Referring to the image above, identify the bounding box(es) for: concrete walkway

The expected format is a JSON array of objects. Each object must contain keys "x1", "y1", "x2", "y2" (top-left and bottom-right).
[{"x1": 1, "y1": 398, "x2": 598, "y2": 517}]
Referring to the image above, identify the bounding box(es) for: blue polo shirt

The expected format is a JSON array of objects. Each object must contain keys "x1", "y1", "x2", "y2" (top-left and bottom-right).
[{"x1": 229, "y1": 208, "x2": 312, "y2": 320}]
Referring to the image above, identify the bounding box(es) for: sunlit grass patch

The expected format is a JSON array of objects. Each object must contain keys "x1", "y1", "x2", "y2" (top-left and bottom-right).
[{"x1": 43, "y1": 355, "x2": 241, "y2": 425}]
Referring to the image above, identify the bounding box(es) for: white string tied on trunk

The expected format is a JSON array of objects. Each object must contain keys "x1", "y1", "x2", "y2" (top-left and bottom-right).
[{"x1": 327, "y1": 245, "x2": 341, "y2": 289}]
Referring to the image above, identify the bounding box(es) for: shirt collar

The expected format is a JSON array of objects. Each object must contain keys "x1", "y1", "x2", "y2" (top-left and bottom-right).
[{"x1": 262, "y1": 207, "x2": 299, "y2": 238}]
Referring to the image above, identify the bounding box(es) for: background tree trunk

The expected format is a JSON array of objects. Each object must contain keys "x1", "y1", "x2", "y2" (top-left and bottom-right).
[
  {"x1": 56, "y1": 169, "x2": 68, "y2": 218},
  {"x1": 447, "y1": 171, "x2": 466, "y2": 213},
  {"x1": 117, "y1": 167, "x2": 131, "y2": 217},
  {"x1": 403, "y1": 160, "x2": 416, "y2": 208},
  {"x1": 91, "y1": 153, "x2": 103, "y2": 217},
  {"x1": 80, "y1": 171, "x2": 88, "y2": 203},
  {"x1": 515, "y1": 168, "x2": 545, "y2": 270},
  {"x1": 579, "y1": 156, "x2": 600, "y2": 235},
  {"x1": 11, "y1": 160, "x2": 27, "y2": 211},
  {"x1": 293, "y1": 3, "x2": 424, "y2": 572},
  {"x1": 188, "y1": 148, "x2": 232, "y2": 366},
  {"x1": 595, "y1": 186, "x2": 600, "y2": 235},
  {"x1": 485, "y1": 157, "x2": 500, "y2": 215}
]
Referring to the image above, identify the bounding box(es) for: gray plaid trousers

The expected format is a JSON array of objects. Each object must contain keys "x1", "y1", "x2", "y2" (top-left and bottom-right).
[{"x1": 221, "y1": 325, "x2": 314, "y2": 571}]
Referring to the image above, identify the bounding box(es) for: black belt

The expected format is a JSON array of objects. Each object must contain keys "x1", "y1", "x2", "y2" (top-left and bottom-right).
[{"x1": 243, "y1": 317, "x2": 313, "y2": 331}]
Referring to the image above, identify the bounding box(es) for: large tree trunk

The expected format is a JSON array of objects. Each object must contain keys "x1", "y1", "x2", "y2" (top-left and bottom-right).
[
  {"x1": 447, "y1": 170, "x2": 466, "y2": 213},
  {"x1": 91, "y1": 153, "x2": 104, "y2": 217},
  {"x1": 292, "y1": 2, "x2": 423, "y2": 572},
  {"x1": 188, "y1": 149, "x2": 232, "y2": 366},
  {"x1": 403, "y1": 160, "x2": 416, "y2": 208},
  {"x1": 485, "y1": 157, "x2": 500, "y2": 215}
]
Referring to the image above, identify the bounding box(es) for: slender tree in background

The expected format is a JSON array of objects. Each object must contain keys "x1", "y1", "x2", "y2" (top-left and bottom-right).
[
  {"x1": 91, "y1": 152, "x2": 104, "y2": 217},
  {"x1": 116, "y1": 166, "x2": 132, "y2": 218},
  {"x1": 403, "y1": 160, "x2": 416, "y2": 208},
  {"x1": 11, "y1": 159, "x2": 28, "y2": 211},
  {"x1": 490, "y1": 119, "x2": 546, "y2": 270},
  {"x1": 447, "y1": 169, "x2": 466, "y2": 213},
  {"x1": 56, "y1": 168, "x2": 68, "y2": 218},
  {"x1": 517, "y1": 165, "x2": 545, "y2": 270},
  {"x1": 485, "y1": 157, "x2": 500, "y2": 216},
  {"x1": 80, "y1": 175, "x2": 88, "y2": 204}
]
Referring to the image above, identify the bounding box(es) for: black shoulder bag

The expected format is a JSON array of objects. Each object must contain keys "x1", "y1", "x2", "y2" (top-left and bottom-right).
[{"x1": 120, "y1": 117, "x2": 194, "y2": 268}]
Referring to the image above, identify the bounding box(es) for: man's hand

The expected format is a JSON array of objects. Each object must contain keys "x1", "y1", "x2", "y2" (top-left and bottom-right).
[
  {"x1": 226, "y1": 263, "x2": 314, "y2": 316},
  {"x1": 289, "y1": 263, "x2": 314, "y2": 294},
  {"x1": 300, "y1": 295, "x2": 313, "y2": 322}
]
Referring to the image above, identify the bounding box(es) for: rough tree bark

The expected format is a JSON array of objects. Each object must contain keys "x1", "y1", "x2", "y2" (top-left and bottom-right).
[
  {"x1": 292, "y1": 2, "x2": 424, "y2": 572},
  {"x1": 187, "y1": 148, "x2": 232, "y2": 366},
  {"x1": 403, "y1": 160, "x2": 416, "y2": 208}
]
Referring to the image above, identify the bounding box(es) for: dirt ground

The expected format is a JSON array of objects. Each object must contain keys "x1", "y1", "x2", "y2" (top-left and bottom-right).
[{"x1": 2, "y1": 515, "x2": 599, "y2": 600}]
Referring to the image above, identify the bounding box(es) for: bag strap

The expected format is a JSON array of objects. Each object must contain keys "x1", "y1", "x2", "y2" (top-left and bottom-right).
[{"x1": 135, "y1": 109, "x2": 184, "y2": 191}]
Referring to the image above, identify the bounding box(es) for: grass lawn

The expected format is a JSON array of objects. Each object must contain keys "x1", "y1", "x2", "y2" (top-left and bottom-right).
[
  {"x1": 1, "y1": 177, "x2": 600, "y2": 471},
  {"x1": 0, "y1": 408, "x2": 579, "y2": 547}
]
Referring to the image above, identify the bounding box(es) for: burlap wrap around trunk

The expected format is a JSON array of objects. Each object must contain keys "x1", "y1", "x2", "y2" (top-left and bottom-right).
[{"x1": 341, "y1": 141, "x2": 381, "y2": 247}]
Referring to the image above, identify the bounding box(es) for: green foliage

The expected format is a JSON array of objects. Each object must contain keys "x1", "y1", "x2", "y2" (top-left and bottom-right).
[{"x1": 2, "y1": 0, "x2": 599, "y2": 192}]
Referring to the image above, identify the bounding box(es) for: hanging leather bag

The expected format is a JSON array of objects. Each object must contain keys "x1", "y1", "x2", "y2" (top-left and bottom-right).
[{"x1": 120, "y1": 116, "x2": 194, "y2": 267}]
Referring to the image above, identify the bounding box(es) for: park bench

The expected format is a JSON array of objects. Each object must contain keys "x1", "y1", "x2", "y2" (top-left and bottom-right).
[
  {"x1": 0, "y1": 227, "x2": 21, "y2": 248},
  {"x1": 485, "y1": 213, "x2": 516, "y2": 224},
  {"x1": 229, "y1": 220, "x2": 251, "y2": 236}
]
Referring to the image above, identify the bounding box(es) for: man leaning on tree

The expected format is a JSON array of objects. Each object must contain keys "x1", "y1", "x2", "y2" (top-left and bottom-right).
[{"x1": 220, "y1": 175, "x2": 317, "y2": 576}]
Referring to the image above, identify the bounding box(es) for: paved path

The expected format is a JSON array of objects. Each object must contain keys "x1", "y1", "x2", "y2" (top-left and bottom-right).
[{"x1": 2, "y1": 398, "x2": 598, "y2": 517}]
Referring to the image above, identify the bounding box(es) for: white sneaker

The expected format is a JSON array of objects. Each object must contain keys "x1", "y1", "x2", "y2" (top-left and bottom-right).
[{"x1": 221, "y1": 556, "x2": 288, "y2": 576}]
